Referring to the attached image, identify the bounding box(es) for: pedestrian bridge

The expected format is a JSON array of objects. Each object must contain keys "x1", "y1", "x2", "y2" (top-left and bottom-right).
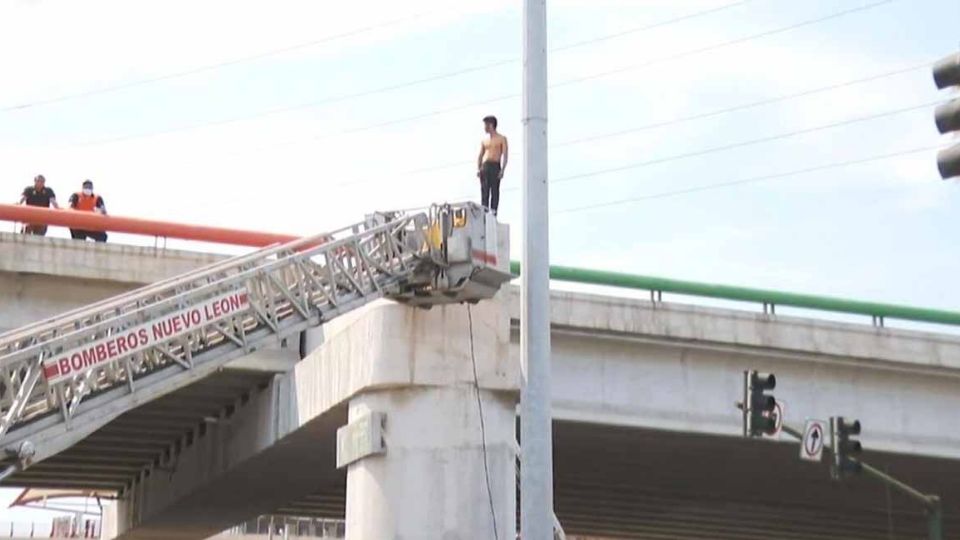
[{"x1": 1, "y1": 232, "x2": 958, "y2": 539}]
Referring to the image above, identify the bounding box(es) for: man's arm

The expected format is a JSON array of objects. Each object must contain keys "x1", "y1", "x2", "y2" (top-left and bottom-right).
[
  {"x1": 477, "y1": 142, "x2": 486, "y2": 173},
  {"x1": 96, "y1": 196, "x2": 107, "y2": 215},
  {"x1": 49, "y1": 189, "x2": 59, "y2": 209},
  {"x1": 18, "y1": 189, "x2": 27, "y2": 205},
  {"x1": 499, "y1": 137, "x2": 508, "y2": 178},
  {"x1": 68, "y1": 193, "x2": 78, "y2": 209}
]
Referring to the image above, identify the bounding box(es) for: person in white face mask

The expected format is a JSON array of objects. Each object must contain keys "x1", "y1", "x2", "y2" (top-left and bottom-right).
[{"x1": 68, "y1": 180, "x2": 108, "y2": 242}]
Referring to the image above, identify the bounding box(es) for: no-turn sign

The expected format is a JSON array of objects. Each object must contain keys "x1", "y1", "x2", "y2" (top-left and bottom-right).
[{"x1": 800, "y1": 419, "x2": 826, "y2": 462}]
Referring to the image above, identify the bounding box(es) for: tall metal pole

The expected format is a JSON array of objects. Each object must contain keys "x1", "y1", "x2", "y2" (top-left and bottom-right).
[
  {"x1": 521, "y1": 0, "x2": 553, "y2": 539},
  {"x1": 927, "y1": 497, "x2": 943, "y2": 540}
]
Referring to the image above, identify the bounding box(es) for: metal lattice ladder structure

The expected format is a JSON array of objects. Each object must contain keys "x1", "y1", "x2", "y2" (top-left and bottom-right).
[{"x1": 0, "y1": 203, "x2": 508, "y2": 474}]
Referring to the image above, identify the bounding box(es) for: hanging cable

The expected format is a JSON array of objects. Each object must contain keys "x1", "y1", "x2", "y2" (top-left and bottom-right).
[{"x1": 467, "y1": 304, "x2": 500, "y2": 540}]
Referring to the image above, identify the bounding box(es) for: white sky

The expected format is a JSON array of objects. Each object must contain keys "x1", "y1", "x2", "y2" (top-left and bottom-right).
[{"x1": 1, "y1": 0, "x2": 959, "y2": 527}]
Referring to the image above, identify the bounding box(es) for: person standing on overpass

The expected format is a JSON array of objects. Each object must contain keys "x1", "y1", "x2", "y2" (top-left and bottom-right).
[
  {"x1": 18, "y1": 174, "x2": 59, "y2": 236},
  {"x1": 68, "y1": 180, "x2": 108, "y2": 242},
  {"x1": 476, "y1": 115, "x2": 508, "y2": 216}
]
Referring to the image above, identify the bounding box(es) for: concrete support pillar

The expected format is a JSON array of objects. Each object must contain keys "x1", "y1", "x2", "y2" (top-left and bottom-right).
[
  {"x1": 342, "y1": 301, "x2": 517, "y2": 540},
  {"x1": 345, "y1": 386, "x2": 516, "y2": 539}
]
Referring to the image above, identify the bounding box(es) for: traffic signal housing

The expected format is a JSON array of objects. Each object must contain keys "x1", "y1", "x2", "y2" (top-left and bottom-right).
[
  {"x1": 831, "y1": 416, "x2": 863, "y2": 480},
  {"x1": 742, "y1": 370, "x2": 777, "y2": 437},
  {"x1": 933, "y1": 52, "x2": 960, "y2": 179}
]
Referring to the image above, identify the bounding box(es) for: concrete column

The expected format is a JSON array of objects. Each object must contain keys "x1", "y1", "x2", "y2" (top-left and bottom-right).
[
  {"x1": 342, "y1": 302, "x2": 518, "y2": 540},
  {"x1": 345, "y1": 387, "x2": 516, "y2": 539}
]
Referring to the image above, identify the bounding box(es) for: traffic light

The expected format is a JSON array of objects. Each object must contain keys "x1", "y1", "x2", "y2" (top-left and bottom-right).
[
  {"x1": 932, "y1": 52, "x2": 960, "y2": 179},
  {"x1": 741, "y1": 370, "x2": 777, "y2": 437},
  {"x1": 831, "y1": 416, "x2": 863, "y2": 479}
]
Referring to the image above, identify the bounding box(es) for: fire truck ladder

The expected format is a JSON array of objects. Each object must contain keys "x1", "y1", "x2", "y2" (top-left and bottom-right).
[{"x1": 0, "y1": 203, "x2": 507, "y2": 474}]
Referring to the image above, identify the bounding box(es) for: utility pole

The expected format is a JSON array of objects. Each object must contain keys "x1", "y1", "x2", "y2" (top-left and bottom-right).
[{"x1": 520, "y1": 0, "x2": 553, "y2": 539}]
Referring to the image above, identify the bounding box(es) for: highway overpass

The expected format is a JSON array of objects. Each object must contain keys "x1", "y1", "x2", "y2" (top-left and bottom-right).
[{"x1": 1, "y1": 232, "x2": 958, "y2": 539}]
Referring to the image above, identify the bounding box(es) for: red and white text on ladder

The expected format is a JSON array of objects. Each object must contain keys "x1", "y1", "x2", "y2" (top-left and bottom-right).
[{"x1": 42, "y1": 289, "x2": 250, "y2": 384}]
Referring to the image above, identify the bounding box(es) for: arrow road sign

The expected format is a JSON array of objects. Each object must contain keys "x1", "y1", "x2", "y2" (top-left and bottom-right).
[{"x1": 801, "y1": 419, "x2": 826, "y2": 462}]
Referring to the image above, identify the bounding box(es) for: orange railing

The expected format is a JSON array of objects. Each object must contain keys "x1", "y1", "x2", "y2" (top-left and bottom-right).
[{"x1": 0, "y1": 204, "x2": 298, "y2": 248}]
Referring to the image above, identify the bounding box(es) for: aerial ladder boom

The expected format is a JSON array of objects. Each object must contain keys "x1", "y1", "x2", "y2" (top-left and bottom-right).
[{"x1": 0, "y1": 203, "x2": 509, "y2": 471}]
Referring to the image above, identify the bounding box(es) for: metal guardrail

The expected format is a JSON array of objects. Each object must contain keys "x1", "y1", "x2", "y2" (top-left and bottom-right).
[
  {"x1": 510, "y1": 262, "x2": 960, "y2": 328},
  {"x1": 223, "y1": 516, "x2": 343, "y2": 538},
  {"x1": 0, "y1": 519, "x2": 99, "y2": 538}
]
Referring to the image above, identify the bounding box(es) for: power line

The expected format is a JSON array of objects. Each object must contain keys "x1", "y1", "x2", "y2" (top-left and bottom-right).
[
  {"x1": 67, "y1": 0, "x2": 907, "y2": 185},
  {"x1": 76, "y1": 0, "x2": 893, "y2": 149},
  {"x1": 133, "y1": 66, "x2": 932, "y2": 199},
  {"x1": 553, "y1": 63, "x2": 928, "y2": 148},
  {"x1": 550, "y1": 0, "x2": 898, "y2": 90},
  {"x1": 553, "y1": 145, "x2": 938, "y2": 214},
  {"x1": 76, "y1": 1, "x2": 751, "y2": 146},
  {"x1": 546, "y1": 100, "x2": 939, "y2": 186},
  {"x1": 0, "y1": 10, "x2": 441, "y2": 113},
  {"x1": 551, "y1": 0, "x2": 749, "y2": 52},
  {"x1": 329, "y1": 63, "x2": 928, "y2": 189},
  {"x1": 222, "y1": 0, "x2": 907, "y2": 156},
  {"x1": 213, "y1": 9, "x2": 917, "y2": 162},
  {"x1": 78, "y1": 59, "x2": 518, "y2": 147},
  {"x1": 439, "y1": 101, "x2": 935, "y2": 200},
  {"x1": 228, "y1": 93, "x2": 518, "y2": 158}
]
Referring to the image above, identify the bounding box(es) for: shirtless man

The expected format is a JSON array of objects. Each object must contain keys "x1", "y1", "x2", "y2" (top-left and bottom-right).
[{"x1": 476, "y1": 115, "x2": 508, "y2": 215}]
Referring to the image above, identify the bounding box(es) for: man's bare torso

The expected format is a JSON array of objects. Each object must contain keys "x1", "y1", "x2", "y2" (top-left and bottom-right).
[{"x1": 482, "y1": 134, "x2": 507, "y2": 163}]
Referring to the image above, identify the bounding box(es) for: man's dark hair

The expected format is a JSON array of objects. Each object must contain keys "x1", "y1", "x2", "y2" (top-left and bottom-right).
[{"x1": 483, "y1": 115, "x2": 498, "y2": 129}]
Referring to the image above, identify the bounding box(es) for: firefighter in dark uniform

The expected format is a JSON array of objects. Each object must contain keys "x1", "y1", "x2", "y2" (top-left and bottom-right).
[{"x1": 18, "y1": 174, "x2": 59, "y2": 235}]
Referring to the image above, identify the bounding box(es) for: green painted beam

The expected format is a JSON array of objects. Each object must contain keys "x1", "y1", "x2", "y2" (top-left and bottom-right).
[{"x1": 509, "y1": 262, "x2": 960, "y2": 327}]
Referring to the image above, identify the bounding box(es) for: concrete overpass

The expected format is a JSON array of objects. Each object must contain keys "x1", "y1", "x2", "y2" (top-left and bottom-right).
[{"x1": 1, "y1": 232, "x2": 959, "y2": 539}]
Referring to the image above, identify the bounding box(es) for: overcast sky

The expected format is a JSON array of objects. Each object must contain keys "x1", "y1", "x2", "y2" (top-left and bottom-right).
[{"x1": 1, "y1": 0, "x2": 959, "y2": 526}]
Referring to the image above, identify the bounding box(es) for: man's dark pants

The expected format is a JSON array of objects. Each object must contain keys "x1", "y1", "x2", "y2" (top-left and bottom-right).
[{"x1": 480, "y1": 161, "x2": 502, "y2": 214}]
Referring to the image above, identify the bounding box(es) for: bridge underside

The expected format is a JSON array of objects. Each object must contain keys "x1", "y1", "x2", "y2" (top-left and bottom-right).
[
  {"x1": 5, "y1": 386, "x2": 959, "y2": 539},
  {"x1": 551, "y1": 422, "x2": 959, "y2": 539},
  {"x1": 7, "y1": 368, "x2": 276, "y2": 492},
  {"x1": 271, "y1": 421, "x2": 959, "y2": 540}
]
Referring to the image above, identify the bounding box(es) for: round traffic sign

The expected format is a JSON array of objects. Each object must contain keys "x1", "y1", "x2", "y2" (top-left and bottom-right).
[
  {"x1": 773, "y1": 401, "x2": 784, "y2": 434},
  {"x1": 803, "y1": 423, "x2": 824, "y2": 457}
]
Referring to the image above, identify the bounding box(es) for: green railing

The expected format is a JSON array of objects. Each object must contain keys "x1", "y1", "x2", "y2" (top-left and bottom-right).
[{"x1": 509, "y1": 262, "x2": 960, "y2": 327}]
